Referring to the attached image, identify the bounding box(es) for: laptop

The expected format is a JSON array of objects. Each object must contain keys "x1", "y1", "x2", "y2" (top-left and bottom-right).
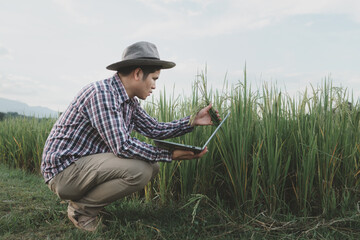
[{"x1": 154, "y1": 111, "x2": 231, "y2": 154}]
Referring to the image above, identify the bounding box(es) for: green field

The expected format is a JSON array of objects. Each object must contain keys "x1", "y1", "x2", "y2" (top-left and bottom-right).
[
  {"x1": 1, "y1": 164, "x2": 360, "y2": 239},
  {"x1": 1, "y1": 72, "x2": 360, "y2": 238}
]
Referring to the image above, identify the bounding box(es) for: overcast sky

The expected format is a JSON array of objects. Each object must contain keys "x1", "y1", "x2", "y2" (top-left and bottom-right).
[{"x1": 1, "y1": 0, "x2": 359, "y2": 112}]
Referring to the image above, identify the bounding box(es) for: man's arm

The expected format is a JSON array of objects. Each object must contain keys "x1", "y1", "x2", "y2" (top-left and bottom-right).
[
  {"x1": 172, "y1": 104, "x2": 220, "y2": 161},
  {"x1": 132, "y1": 102, "x2": 194, "y2": 139},
  {"x1": 82, "y1": 91, "x2": 172, "y2": 162}
]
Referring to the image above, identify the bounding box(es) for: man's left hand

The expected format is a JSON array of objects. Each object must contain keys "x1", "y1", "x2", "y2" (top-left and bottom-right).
[{"x1": 191, "y1": 103, "x2": 220, "y2": 126}]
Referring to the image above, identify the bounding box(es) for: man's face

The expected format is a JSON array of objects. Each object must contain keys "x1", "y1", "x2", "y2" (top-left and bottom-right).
[{"x1": 136, "y1": 70, "x2": 160, "y2": 100}]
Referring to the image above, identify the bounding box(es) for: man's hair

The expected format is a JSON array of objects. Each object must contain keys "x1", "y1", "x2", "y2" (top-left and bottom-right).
[{"x1": 117, "y1": 66, "x2": 160, "y2": 80}]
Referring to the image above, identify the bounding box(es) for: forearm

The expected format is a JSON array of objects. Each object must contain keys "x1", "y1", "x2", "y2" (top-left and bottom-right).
[
  {"x1": 135, "y1": 115, "x2": 194, "y2": 139},
  {"x1": 115, "y1": 137, "x2": 172, "y2": 162}
]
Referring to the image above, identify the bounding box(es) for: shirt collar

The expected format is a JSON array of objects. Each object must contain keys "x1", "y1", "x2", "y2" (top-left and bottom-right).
[{"x1": 113, "y1": 73, "x2": 131, "y2": 103}]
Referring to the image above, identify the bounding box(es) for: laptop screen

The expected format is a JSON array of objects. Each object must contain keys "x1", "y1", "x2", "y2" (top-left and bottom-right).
[{"x1": 202, "y1": 111, "x2": 231, "y2": 148}]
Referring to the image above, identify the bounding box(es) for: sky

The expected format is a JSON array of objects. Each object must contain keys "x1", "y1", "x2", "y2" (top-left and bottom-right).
[{"x1": 0, "y1": 0, "x2": 359, "y2": 112}]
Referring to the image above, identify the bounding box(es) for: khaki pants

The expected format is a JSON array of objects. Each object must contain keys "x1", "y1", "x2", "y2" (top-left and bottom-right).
[{"x1": 47, "y1": 153, "x2": 159, "y2": 217}]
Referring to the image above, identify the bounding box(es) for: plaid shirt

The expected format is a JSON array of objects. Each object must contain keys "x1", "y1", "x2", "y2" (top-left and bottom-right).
[{"x1": 41, "y1": 73, "x2": 193, "y2": 183}]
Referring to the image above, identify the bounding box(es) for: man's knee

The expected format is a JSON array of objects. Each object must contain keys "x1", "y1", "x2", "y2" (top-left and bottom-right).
[
  {"x1": 55, "y1": 184, "x2": 83, "y2": 200},
  {"x1": 47, "y1": 164, "x2": 87, "y2": 201},
  {"x1": 125, "y1": 161, "x2": 158, "y2": 187}
]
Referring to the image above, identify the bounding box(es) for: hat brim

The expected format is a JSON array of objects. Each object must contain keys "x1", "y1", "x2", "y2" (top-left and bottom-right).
[{"x1": 106, "y1": 59, "x2": 176, "y2": 71}]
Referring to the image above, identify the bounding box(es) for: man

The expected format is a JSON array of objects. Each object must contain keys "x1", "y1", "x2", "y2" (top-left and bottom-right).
[{"x1": 41, "y1": 41, "x2": 216, "y2": 232}]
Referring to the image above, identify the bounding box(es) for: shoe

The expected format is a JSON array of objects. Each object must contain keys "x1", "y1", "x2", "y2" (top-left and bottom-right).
[
  {"x1": 68, "y1": 213, "x2": 101, "y2": 232},
  {"x1": 67, "y1": 203, "x2": 102, "y2": 232}
]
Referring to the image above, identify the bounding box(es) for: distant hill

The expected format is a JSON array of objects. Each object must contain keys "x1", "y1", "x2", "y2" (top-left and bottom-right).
[{"x1": 0, "y1": 97, "x2": 59, "y2": 118}]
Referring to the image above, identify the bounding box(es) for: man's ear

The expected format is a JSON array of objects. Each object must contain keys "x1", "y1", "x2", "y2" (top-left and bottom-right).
[{"x1": 133, "y1": 68, "x2": 143, "y2": 81}]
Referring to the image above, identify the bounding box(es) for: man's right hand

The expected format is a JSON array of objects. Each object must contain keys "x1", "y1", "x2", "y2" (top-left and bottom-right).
[{"x1": 172, "y1": 147, "x2": 208, "y2": 160}]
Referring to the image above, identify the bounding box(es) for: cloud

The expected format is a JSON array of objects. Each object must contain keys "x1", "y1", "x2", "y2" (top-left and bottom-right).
[
  {"x1": 0, "y1": 46, "x2": 9, "y2": 56},
  {"x1": 0, "y1": 73, "x2": 84, "y2": 111},
  {"x1": 0, "y1": 73, "x2": 67, "y2": 110},
  {"x1": 246, "y1": 68, "x2": 360, "y2": 101},
  {"x1": 0, "y1": 74, "x2": 41, "y2": 95},
  {"x1": 2, "y1": 0, "x2": 359, "y2": 110},
  {"x1": 130, "y1": 0, "x2": 360, "y2": 39},
  {"x1": 0, "y1": 45, "x2": 12, "y2": 59},
  {"x1": 200, "y1": 0, "x2": 360, "y2": 34},
  {"x1": 52, "y1": 0, "x2": 100, "y2": 25}
]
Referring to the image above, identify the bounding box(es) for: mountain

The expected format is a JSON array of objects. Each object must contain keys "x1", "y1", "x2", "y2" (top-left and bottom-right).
[{"x1": 0, "y1": 97, "x2": 59, "y2": 118}]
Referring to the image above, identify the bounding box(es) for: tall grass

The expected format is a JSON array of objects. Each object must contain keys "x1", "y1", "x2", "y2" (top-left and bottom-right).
[
  {"x1": 1, "y1": 72, "x2": 359, "y2": 217},
  {"x1": 216, "y1": 71, "x2": 258, "y2": 211},
  {"x1": 0, "y1": 116, "x2": 55, "y2": 172}
]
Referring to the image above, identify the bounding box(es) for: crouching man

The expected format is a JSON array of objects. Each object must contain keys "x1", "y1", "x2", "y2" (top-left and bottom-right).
[{"x1": 41, "y1": 41, "x2": 215, "y2": 231}]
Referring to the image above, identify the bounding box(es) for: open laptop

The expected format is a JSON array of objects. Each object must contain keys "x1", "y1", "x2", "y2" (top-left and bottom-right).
[{"x1": 154, "y1": 111, "x2": 231, "y2": 154}]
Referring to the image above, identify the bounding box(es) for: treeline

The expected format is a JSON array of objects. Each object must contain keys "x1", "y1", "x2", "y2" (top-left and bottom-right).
[
  {"x1": 0, "y1": 112, "x2": 57, "y2": 121},
  {"x1": 0, "y1": 112, "x2": 26, "y2": 121}
]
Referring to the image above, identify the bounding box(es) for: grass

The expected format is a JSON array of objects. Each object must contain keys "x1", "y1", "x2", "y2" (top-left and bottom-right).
[
  {"x1": 1, "y1": 164, "x2": 360, "y2": 239},
  {"x1": 0, "y1": 116, "x2": 54, "y2": 172},
  {"x1": 1, "y1": 70, "x2": 360, "y2": 221}
]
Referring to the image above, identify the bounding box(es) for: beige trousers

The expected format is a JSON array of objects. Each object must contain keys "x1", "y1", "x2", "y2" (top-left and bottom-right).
[{"x1": 48, "y1": 153, "x2": 159, "y2": 217}]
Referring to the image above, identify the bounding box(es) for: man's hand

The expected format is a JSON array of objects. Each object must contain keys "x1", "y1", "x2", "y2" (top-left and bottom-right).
[
  {"x1": 191, "y1": 103, "x2": 220, "y2": 127},
  {"x1": 172, "y1": 147, "x2": 208, "y2": 160}
]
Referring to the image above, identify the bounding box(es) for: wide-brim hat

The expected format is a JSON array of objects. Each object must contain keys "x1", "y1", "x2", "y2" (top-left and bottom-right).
[{"x1": 106, "y1": 41, "x2": 176, "y2": 71}]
